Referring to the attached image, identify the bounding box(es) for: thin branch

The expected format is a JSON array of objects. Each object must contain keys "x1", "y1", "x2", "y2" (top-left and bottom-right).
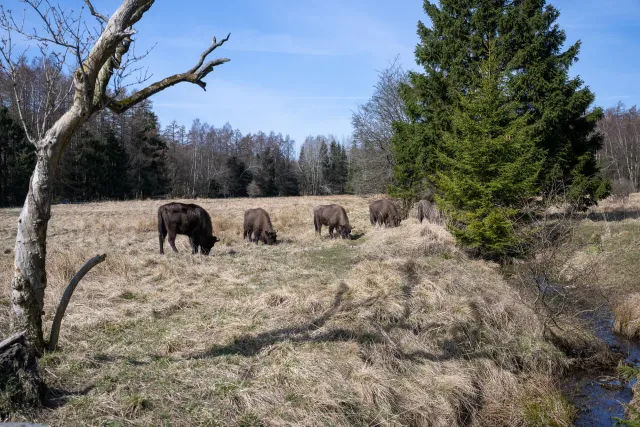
[
  {"x1": 83, "y1": 0, "x2": 108, "y2": 24},
  {"x1": 189, "y1": 33, "x2": 230, "y2": 74},
  {"x1": 48, "y1": 254, "x2": 106, "y2": 351}
]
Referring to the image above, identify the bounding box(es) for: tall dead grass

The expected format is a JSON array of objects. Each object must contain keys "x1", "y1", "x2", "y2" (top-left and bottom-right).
[{"x1": 0, "y1": 195, "x2": 573, "y2": 426}]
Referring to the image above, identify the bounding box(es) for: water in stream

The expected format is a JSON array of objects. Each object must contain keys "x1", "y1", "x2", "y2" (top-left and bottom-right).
[{"x1": 564, "y1": 309, "x2": 640, "y2": 426}]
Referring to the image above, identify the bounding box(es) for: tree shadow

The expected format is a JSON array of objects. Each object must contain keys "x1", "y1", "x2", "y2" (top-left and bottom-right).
[
  {"x1": 189, "y1": 270, "x2": 488, "y2": 364},
  {"x1": 586, "y1": 208, "x2": 640, "y2": 222},
  {"x1": 44, "y1": 384, "x2": 94, "y2": 409}
]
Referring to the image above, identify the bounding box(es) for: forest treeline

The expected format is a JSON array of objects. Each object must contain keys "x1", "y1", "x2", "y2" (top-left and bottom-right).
[
  {"x1": 0, "y1": 57, "x2": 394, "y2": 206},
  {"x1": 1, "y1": 46, "x2": 639, "y2": 219}
]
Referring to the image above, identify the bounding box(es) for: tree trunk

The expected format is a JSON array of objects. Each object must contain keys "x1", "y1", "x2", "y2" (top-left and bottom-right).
[
  {"x1": 10, "y1": 111, "x2": 83, "y2": 352},
  {"x1": 0, "y1": 331, "x2": 46, "y2": 414},
  {"x1": 6, "y1": 0, "x2": 230, "y2": 354},
  {"x1": 11, "y1": 155, "x2": 55, "y2": 350}
]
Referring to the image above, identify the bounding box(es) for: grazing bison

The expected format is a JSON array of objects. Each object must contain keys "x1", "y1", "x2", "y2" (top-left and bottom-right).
[
  {"x1": 417, "y1": 199, "x2": 441, "y2": 224},
  {"x1": 157, "y1": 203, "x2": 219, "y2": 255},
  {"x1": 313, "y1": 204, "x2": 352, "y2": 239},
  {"x1": 369, "y1": 199, "x2": 401, "y2": 227},
  {"x1": 244, "y1": 208, "x2": 277, "y2": 245}
]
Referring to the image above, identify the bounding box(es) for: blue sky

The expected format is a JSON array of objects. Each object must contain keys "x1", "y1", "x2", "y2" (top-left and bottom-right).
[{"x1": 5, "y1": 0, "x2": 640, "y2": 147}]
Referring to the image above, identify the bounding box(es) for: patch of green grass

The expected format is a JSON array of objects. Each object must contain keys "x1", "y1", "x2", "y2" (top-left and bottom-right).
[
  {"x1": 303, "y1": 245, "x2": 358, "y2": 272},
  {"x1": 124, "y1": 393, "x2": 151, "y2": 415},
  {"x1": 522, "y1": 394, "x2": 576, "y2": 427},
  {"x1": 238, "y1": 412, "x2": 264, "y2": 427},
  {"x1": 119, "y1": 291, "x2": 137, "y2": 300},
  {"x1": 214, "y1": 381, "x2": 240, "y2": 399},
  {"x1": 285, "y1": 393, "x2": 303, "y2": 405}
]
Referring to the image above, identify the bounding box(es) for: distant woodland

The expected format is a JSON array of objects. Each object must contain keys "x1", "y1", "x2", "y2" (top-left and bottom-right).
[{"x1": 0, "y1": 55, "x2": 637, "y2": 210}]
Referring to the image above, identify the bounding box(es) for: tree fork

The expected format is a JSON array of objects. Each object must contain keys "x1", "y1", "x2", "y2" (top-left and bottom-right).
[{"x1": 4, "y1": 0, "x2": 230, "y2": 353}]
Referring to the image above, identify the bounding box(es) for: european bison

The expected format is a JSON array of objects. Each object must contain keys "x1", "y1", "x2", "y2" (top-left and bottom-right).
[
  {"x1": 417, "y1": 199, "x2": 441, "y2": 224},
  {"x1": 313, "y1": 204, "x2": 352, "y2": 239},
  {"x1": 243, "y1": 208, "x2": 277, "y2": 245},
  {"x1": 369, "y1": 199, "x2": 401, "y2": 227},
  {"x1": 157, "y1": 203, "x2": 219, "y2": 255}
]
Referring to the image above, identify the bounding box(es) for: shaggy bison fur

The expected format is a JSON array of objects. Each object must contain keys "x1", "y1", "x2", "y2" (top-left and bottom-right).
[
  {"x1": 243, "y1": 208, "x2": 277, "y2": 245},
  {"x1": 313, "y1": 204, "x2": 352, "y2": 239},
  {"x1": 158, "y1": 203, "x2": 219, "y2": 255},
  {"x1": 369, "y1": 199, "x2": 401, "y2": 227}
]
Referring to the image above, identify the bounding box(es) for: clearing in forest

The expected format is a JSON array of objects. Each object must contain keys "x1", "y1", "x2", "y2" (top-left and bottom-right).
[{"x1": 0, "y1": 195, "x2": 572, "y2": 426}]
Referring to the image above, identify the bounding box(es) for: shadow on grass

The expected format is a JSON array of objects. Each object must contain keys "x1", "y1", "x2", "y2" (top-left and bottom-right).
[
  {"x1": 45, "y1": 385, "x2": 94, "y2": 409},
  {"x1": 189, "y1": 267, "x2": 488, "y2": 363},
  {"x1": 586, "y1": 208, "x2": 640, "y2": 222}
]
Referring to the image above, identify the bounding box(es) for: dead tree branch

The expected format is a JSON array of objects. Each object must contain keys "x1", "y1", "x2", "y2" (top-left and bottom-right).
[
  {"x1": 48, "y1": 254, "x2": 106, "y2": 351},
  {"x1": 105, "y1": 33, "x2": 231, "y2": 114},
  {"x1": 83, "y1": 0, "x2": 108, "y2": 24},
  {"x1": 0, "y1": 331, "x2": 28, "y2": 352}
]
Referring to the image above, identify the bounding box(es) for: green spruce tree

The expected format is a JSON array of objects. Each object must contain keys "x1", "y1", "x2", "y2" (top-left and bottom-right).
[
  {"x1": 435, "y1": 45, "x2": 543, "y2": 257},
  {"x1": 392, "y1": 0, "x2": 608, "y2": 210}
]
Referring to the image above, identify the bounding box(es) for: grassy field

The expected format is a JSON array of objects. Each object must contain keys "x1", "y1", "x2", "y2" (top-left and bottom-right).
[
  {"x1": 570, "y1": 193, "x2": 640, "y2": 338},
  {"x1": 0, "y1": 195, "x2": 573, "y2": 426}
]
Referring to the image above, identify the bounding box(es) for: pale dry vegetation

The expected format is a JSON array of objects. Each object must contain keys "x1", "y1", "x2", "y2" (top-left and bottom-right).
[
  {"x1": 0, "y1": 195, "x2": 573, "y2": 426},
  {"x1": 571, "y1": 193, "x2": 640, "y2": 337}
]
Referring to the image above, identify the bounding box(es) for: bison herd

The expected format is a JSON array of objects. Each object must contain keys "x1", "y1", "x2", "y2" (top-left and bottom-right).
[{"x1": 158, "y1": 197, "x2": 437, "y2": 255}]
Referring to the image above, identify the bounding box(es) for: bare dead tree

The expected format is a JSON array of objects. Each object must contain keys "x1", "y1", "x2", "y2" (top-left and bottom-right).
[
  {"x1": 0, "y1": 0, "x2": 230, "y2": 351},
  {"x1": 596, "y1": 103, "x2": 640, "y2": 198},
  {"x1": 351, "y1": 57, "x2": 408, "y2": 194}
]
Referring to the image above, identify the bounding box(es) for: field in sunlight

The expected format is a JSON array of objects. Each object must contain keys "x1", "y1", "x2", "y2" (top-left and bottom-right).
[{"x1": 0, "y1": 195, "x2": 572, "y2": 426}]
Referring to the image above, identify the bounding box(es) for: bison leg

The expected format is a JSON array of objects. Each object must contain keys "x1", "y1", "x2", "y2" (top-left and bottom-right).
[
  {"x1": 158, "y1": 216, "x2": 167, "y2": 255},
  {"x1": 253, "y1": 231, "x2": 260, "y2": 244},
  {"x1": 314, "y1": 216, "x2": 321, "y2": 235},
  {"x1": 168, "y1": 231, "x2": 179, "y2": 253},
  {"x1": 159, "y1": 231, "x2": 166, "y2": 255},
  {"x1": 329, "y1": 226, "x2": 335, "y2": 238},
  {"x1": 189, "y1": 237, "x2": 198, "y2": 254}
]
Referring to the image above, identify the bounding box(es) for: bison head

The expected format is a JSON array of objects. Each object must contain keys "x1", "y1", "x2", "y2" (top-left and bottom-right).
[
  {"x1": 264, "y1": 230, "x2": 277, "y2": 245},
  {"x1": 339, "y1": 224, "x2": 352, "y2": 239},
  {"x1": 201, "y1": 235, "x2": 220, "y2": 255}
]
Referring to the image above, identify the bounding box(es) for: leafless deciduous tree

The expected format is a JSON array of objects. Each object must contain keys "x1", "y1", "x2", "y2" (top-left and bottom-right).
[
  {"x1": 0, "y1": 0, "x2": 230, "y2": 351},
  {"x1": 350, "y1": 57, "x2": 408, "y2": 194},
  {"x1": 298, "y1": 135, "x2": 328, "y2": 195},
  {"x1": 597, "y1": 103, "x2": 640, "y2": 198}
]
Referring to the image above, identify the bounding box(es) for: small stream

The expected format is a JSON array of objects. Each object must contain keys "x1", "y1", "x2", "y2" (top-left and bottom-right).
[{"x1": 564, "y1": 308, "x2": 640, "y2": 426}]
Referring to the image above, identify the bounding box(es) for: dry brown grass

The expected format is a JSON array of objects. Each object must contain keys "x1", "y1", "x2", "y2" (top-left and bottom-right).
[
  {"x1": 0, "y1": 195, "x2": 571, "y2": 426},
  {"x1": 571, "y1": 193, "x2": 640, "y2": 331},
  {"x1": 614, "y1": 293, "x2": 640, "y2": 339}
]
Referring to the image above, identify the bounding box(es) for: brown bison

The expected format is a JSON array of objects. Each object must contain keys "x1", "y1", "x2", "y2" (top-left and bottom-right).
[
  {"x1": 313, "y1": 204, "x2": 352, "y2": 239},
  {"x1": 243, "y1": 208, "x2": 277, "y2": 245},
  {"x1": 417, "y1": 199, "x2": 441, "y2": 224},
  {"x1": 369, "y1": 199, "x2": 401, "y2": 227},
  {"x1": 158, "y1": 203, "x2": 219, "y2": 255}
]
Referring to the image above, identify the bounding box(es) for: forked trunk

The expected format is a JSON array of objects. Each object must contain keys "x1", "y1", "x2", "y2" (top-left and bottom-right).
[{"x1": 10, "y1": 111, "x2": 83, "y2": 352}]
